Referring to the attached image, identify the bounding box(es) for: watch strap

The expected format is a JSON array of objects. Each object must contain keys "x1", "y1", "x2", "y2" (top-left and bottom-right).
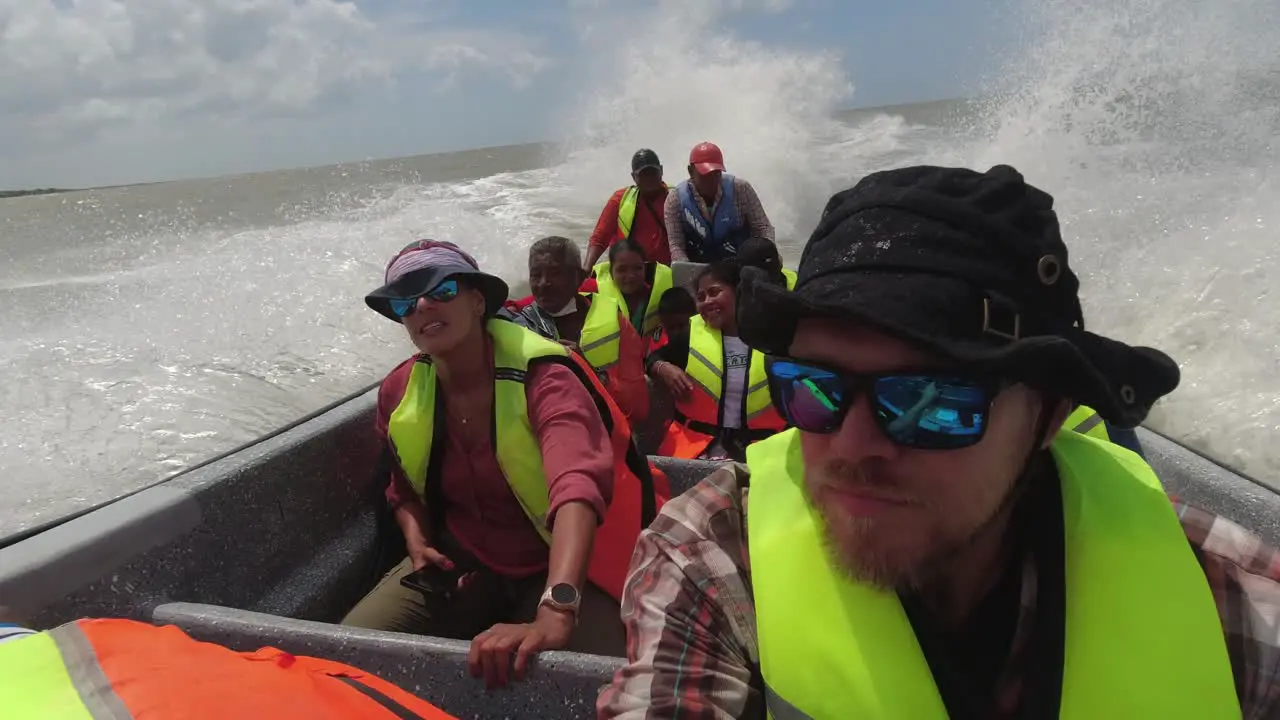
[{"x1": 539, "y1": 583, "x2": 581, "y2": 618}]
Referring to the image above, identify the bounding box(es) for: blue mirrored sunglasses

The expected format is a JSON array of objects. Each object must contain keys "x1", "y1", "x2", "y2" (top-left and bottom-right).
[
  {"x1": 388, "y1": 279, "x2": 460, "y2": 318},
  {"x1": 765, "y1": 356, "x2": 1002, "y2": 450}
]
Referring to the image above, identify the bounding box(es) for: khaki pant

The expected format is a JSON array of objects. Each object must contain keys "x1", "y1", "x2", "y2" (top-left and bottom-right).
[{"x1": 341, "y1": 557, "x2": 627, "y2": 658}]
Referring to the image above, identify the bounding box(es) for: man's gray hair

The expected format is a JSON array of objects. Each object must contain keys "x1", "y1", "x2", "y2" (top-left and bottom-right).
[{"x1": 528, "y1": 235, "x2": 583, "y2": 269}]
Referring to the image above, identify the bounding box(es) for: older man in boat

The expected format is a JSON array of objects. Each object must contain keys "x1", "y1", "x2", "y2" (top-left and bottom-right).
[
  {"x1": 504, "y1": 235, "x2": 650, "y2": 424},
  {"x1": 348, "y1": 240, "x2": 661, "y2": 689},
  {"x1": 599, "y1": 165, "x2": 1280, "y2": 718}
]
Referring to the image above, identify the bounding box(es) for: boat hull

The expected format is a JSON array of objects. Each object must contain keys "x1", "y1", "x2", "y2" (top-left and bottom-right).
[{"x1": 1, "y1": 262, "x2": 1274, "y2": 719}]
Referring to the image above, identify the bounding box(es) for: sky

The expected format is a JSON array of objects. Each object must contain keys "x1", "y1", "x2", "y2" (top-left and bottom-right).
[{"x1": 0, "y1": 0, "x2": 1021, "y2": 189}]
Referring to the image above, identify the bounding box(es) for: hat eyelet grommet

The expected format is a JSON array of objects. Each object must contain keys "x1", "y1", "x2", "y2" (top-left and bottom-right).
[
  {"x1": 1120, "y1": 385, "x2": 1137, "y2": 405},
  {"x1": 1037, "y1": 255, "x2": 1062, "y2": 286}
]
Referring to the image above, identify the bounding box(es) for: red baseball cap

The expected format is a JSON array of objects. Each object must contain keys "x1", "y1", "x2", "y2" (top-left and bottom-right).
[{"x1": 688, "y1": 142, "x2": 726, "y2": 175}]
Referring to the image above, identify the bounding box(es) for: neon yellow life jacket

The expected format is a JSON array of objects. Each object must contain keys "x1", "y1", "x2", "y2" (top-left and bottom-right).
[
  {"x1": 781, "y1": 267, "x2": 797, "y2": 290},
  {"x1": 1065, "y1": 405, "x2": 1109, "y2": 441},
  {"x1": 684, "y1": 315, "x2": 778, "y2": 428},
  {"x1": 578, "y1": 293, "x2": 624, "y2": 375},
  {"x1": 0, "y1": 627, "x2": 103, "y2": 720},
  {"x1": 387, "y1": 319, "x2": 572, "y2": 543},
  {"x1": 594, "y1": 260, "x2": 674, "y2": 336},
  {"x1": 746, "y1": 428, "x2": 1239, "y2": 719},
  {"x1": 617, "y1": 184, "x2": 672, "y2": 239}
]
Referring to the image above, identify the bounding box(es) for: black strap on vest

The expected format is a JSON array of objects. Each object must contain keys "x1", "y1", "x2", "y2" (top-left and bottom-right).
[
  {"x1": 672, "y1": 411, "x2": 778, "y2": 454},
  {"x1": 642, "y1": 193, "x2": 666, "y2": 233},
  {"x1": 332, "y1": 675, "x2": 428, "y2": 719},
  {"x1": 1017, "y1": 468, "x2": 1067, "y2": 720},
  {"x1": 671, "y1": 410, "x2": 719, "y2": 437},
  {"x1": 371, "y1": 445, "x2": 407, "y2": 581}
]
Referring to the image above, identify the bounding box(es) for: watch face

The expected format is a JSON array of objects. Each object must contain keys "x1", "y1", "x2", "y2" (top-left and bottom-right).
[{"x1": 550, "y1": 583, "x2": 579, "y2": 605}]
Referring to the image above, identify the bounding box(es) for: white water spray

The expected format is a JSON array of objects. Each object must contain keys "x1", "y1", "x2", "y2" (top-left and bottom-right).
[{"x1": 5, "y1": 0, "x2": 1280, "y2": 536}]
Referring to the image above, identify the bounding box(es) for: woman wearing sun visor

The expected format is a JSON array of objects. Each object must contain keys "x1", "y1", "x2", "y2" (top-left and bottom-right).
[{"x1": 345, "y1": 240, "x2": 662, "y2": 688}]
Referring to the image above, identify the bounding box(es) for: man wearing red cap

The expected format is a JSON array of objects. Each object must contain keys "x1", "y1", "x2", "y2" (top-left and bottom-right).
[{"x1": 665, "y1": 142, "x2": 775, "y2": 263}]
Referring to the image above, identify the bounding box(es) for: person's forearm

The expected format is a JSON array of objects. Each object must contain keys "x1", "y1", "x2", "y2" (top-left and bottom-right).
[
  {"x1": 665, "y1": 198, "x2": 688, "y2": 262},
  {"x1": 394, "y1": 502, "x2": 431, "y2": 547},
  {"x1": 668, "y1": 230, "x2": 688, "y2": 262},
  {"x1": 753, "y1": 214, "x2": 776, "y2": 242},
  {"x1": 647, "y1": 334, "x2": 688, "y2": 375},
  {"x1": 545, "y1": 500, "x2": 596, "y2": 590},
  {"x1": 583, "y1": 244, "x2": 605, "y2": 270},
  {"x1": 737, "y1": 180, "x2": 775, "y2": 241}
]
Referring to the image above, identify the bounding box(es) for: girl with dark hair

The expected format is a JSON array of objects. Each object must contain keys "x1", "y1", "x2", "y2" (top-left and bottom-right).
[{"x1": 646, "y1": 260, "x2": 787, "y2": 461}]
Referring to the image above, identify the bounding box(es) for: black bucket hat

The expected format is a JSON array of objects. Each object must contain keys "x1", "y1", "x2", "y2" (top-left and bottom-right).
[
  {"x1": 736, "y1": 164, "x2": 1180, "y2": 428},
  {"x1": 365, "y1": 239, "x2": 509, "y2": 322}
]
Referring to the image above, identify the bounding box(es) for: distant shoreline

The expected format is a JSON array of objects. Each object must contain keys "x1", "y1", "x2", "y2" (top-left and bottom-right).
[{"x1": 0, "y1": 188, "x2": 75, "y2": 199}]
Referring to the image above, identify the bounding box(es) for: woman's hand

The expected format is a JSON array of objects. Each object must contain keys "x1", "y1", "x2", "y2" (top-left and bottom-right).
[
  {"x1": 406, "y1": 540, "x2": 455, "y2": 573},
  {"x1": 654, "y1": 361, "x2": 694, "y2": 399},
  {"x1": 396, "y1": 503, "x2": 453, "y2": 573},
  {"x1": 467, "y1": 607, "x2": 575, "y2": 689}
]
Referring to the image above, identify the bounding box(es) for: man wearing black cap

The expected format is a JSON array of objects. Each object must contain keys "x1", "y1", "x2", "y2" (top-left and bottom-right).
[
  {"x1": 599, "y1": 165, "x2": 1280, "y2": 719},
  {"x1": 583, "y1": 148, "x2": 674, "y2": 271}
]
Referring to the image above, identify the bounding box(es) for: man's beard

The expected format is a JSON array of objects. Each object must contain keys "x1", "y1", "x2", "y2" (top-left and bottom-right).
[{"x1": 809, "y1": 459, "x2": 1024, "y2": 592}]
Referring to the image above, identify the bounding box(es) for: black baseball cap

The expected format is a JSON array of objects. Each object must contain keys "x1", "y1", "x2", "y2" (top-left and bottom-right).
[
  {"x1": 736, "y1": 164, "x2": 1180, "y2": 428},
  {"x1": 631, "y1": 149, "x2": 662, "y2": 173}
]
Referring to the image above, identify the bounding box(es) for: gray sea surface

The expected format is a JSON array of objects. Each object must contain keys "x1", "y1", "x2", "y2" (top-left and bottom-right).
[{"x1": 3, "y1": 0, "x2": 1280, "y2": 538}]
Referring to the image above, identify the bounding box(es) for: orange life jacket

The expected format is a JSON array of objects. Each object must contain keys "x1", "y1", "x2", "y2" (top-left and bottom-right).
[
  {"x1": 565, "y1": 348, "x2": 671, "y2": 598},
  {"x1": 0, "y1": 618, "x2": 457, "y2": 719}
]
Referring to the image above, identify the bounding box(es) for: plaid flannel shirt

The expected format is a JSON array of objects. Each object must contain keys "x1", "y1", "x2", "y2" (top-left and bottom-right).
[{"x1": 597, "y1": 463, "x2": 1280, "y2": 719}]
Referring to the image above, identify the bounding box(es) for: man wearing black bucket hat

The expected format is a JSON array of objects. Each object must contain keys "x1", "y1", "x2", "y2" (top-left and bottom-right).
[{"x1": 599, "y1": 165, "x2": 1280, "y2": 719}]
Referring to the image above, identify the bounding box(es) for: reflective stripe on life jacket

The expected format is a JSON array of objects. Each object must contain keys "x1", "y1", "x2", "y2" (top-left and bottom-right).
[
  {"x1": 593, "y1": 260, "x2": 674, "y2": 336},
  {"x1": 386, "y1": 318, "x2": 661, "y2": 600},
  {"x1": 1065, "y1": 404, "x2": 1109, "y2": 441},
  {"x1": 658, "y1": 315, "x2": 786, "y2": 459},
  {"x1": 0, "y1": 618, "x2": 458, "y2": 719},
  {"x1": 747, "y1": 429, "x2": 1240, "y2": 720},
  {"x1": 676, "y1": 175, "x2": 747, "y2": 262},
  {"x1": 580, "y1": 293, "x2": 624, "y2": 374}
]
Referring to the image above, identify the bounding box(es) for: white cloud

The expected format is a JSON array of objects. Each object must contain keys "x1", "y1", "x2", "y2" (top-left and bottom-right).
[
  {"x1": 0, "y1": 0, "x2": 548, "y2": 185},
  {"x1": 417, "y1": 29, "x2": 550, "y2": 91}
]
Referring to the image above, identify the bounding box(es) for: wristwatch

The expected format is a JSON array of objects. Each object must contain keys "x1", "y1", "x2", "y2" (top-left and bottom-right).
[{"x1": 538, "y1": 583, "x2": 581, "y2": 620}]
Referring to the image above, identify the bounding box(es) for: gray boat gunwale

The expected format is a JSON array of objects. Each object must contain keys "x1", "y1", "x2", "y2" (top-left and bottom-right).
[{"x1": 1, "y1": 262, "x2": 1275, "y2": 719}]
